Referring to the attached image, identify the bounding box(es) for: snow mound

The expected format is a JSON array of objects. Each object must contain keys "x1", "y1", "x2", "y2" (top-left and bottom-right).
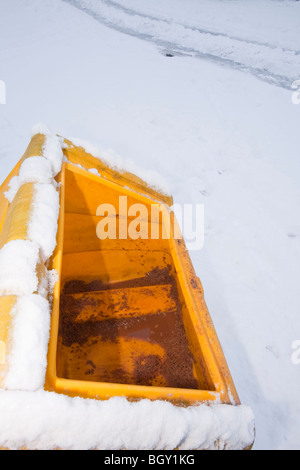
[
  {"x1": 0, "y1": 391, "x2": 255, "y2": 450},
  {"x1": 0, "y1": 240, "x2": 41, "y2": 296},
  {"x1": 3, "y1": 295, "x2": 50, "y2": 392}
]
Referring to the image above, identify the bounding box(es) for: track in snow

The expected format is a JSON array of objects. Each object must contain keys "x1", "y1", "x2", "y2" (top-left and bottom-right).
[{"x1": 63, "y1": 0, "x2": 299, "y2": 90}]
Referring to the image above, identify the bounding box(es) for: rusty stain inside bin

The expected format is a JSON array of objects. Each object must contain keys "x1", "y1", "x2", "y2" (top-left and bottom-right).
[{"x1": 57, "y1": 268, "x2": 199, "y2": 390}]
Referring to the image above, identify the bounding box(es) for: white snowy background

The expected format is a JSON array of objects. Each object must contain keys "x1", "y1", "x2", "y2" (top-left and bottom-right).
[{"x1": 0, "y1": 0, "x2": 299, "y2": 450}]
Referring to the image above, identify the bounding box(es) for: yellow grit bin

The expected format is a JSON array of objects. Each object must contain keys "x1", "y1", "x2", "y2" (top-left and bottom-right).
[{"x1": 0, "y1": 134, "x2": 253, "y2": 449}]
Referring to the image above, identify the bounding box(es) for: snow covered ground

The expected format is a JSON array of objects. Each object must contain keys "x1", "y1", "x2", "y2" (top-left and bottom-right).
[{"x1": 0, "y1": 0, "x2": 300, "y2": 450}]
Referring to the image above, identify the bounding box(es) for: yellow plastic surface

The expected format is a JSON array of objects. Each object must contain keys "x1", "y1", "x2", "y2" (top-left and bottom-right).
[
  {"x1": 63, "y1": 138, "x2": 173, "y2": 207},
  {"x1": 0, "y1": 135, "x2": 46, "y2": 386},
  {"x1": 0, "y1": 134, "x2": 45, "y2": 235},
  {"x1": 0, "y1": 183, "x2": 35, "y2": 249},
  {"x1": 0, "y1": 296, "x2": 17, "y2": 386}
]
